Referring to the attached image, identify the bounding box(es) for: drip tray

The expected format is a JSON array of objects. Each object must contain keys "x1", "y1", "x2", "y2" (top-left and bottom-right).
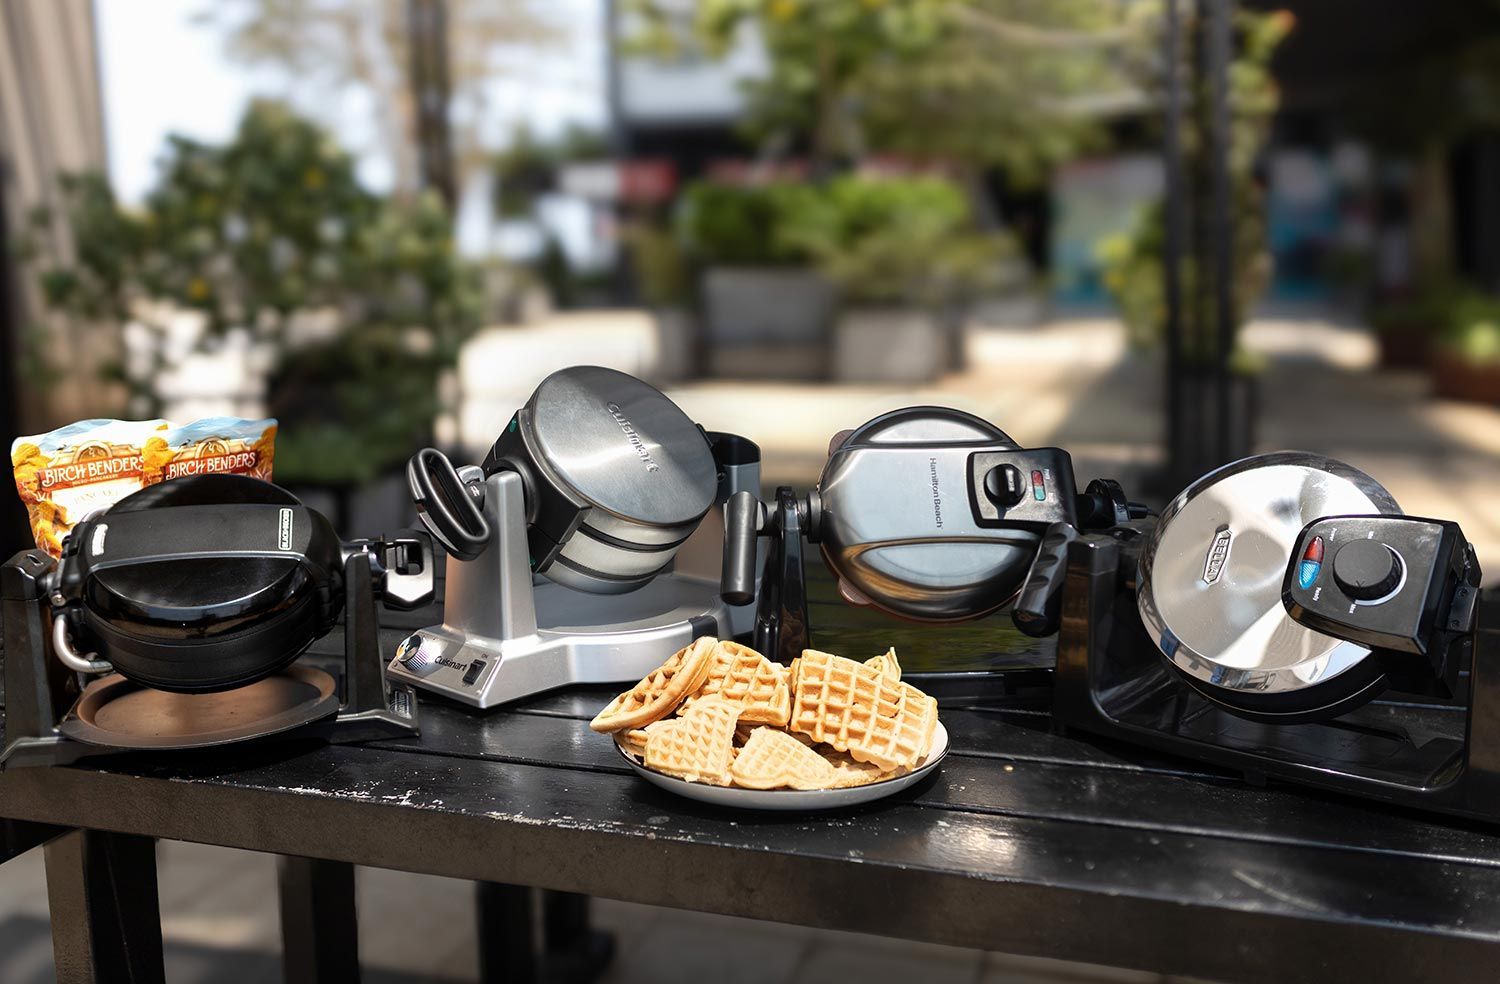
[{"x1": 59, "y1": 665, "x2": 340, "y2": 750}]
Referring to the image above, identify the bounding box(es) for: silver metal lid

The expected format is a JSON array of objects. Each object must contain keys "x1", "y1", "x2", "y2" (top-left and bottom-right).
[
  {"x1": 816, "y1": 407, "x2": 1037, "y2": 621},
  {"x1": 1137, "y1": 452, "x2": 1401, "y2": 704},
  {"x1": 524, "y1": 366, "x2": 717, "y2": 532}
]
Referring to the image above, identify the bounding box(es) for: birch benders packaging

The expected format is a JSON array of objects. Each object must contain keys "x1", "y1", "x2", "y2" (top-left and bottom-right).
[
  {"x1": 10, "y1": 418, "x2": 169, "y2": 557},
  {"x1": 140, "y1": 417, "x2": 277, "y2": 485}
]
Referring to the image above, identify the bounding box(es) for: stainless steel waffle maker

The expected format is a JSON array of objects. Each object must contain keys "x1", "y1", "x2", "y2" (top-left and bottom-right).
[
  {"x1": 721, "y1": 406, "x2": 1144, "y2": 664},
  {"x1": 1051, "y1": 452, "x2": 1500, "y2": 823},
  {"x1": 388, "y1": 366, "x2": 760, "y2": 708},
  {"x1": 1, "y1": 475, "x2": 433, "y2": 768}
]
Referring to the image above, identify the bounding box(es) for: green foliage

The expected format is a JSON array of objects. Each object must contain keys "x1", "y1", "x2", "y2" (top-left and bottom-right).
[
  {"x1": 778, "y1": 175, "x2": 1015, "y2": 305},
  {"x1": 676, "y1": 174, "x2": 1014, "y2": 306},
  {"x1": 23, "y1": 100, "x2": 482, "y2": 484},
  {"x1": 1442, "y1": 288, "x2": 1500, "y2": 367},
  {"x1": 674, "y1": 182, "x2": 821, "y2": 267},
  {"x1": 634, "y1": 0, "x2": 1134, "y2": 178}
]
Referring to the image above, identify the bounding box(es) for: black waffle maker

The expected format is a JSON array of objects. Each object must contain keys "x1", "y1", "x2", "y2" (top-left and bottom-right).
[
  {"x1": 52, "y1": 475, "x2": 346, "y2": 692},
  {"x1": 2, "y1": 475, "x2": 433, "y2": 765}
]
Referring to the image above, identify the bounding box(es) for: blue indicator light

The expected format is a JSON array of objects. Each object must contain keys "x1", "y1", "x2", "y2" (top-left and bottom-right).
[{"x1": 1297, "y1": 560, "x2": 1320, "y2": 589}]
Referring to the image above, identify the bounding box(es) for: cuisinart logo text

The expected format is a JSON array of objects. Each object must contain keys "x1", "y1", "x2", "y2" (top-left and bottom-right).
[
  {"x1": 278, "y1": 508, "x2": 294, "y2": 550},
  {"x1": 1202, "y1": 525, "x2": 1232, "y2": 584},
  {"x1": 606, "y1": 402, "x2": 660, "y2": 473}
]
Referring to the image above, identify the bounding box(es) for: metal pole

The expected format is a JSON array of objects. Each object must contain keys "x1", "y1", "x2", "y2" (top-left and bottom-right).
[
  {"x1": 1162, "y1": 0, "x2": 1185, "y2": 482},
  {"x1": 407, "y1": 0, "x2": 457, "y2": 211},
  {"x1": 1207, "y1": 0, "x2": 1235, "y2": 461}
]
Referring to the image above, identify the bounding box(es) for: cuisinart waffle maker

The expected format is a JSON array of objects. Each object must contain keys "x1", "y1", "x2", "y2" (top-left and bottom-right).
[
  {"x1": 720, "y1": 406, "x2": 1147, "y2": 664},
  {"x1": 1, "y1": 475, "x2": 433, "y2": 767},
  {"x1": 1051, "y1": 452, "x2": 1500, "y2": 824},
  {"x1": 389, "y1": 366, "x2": 760, "y2": 708}
]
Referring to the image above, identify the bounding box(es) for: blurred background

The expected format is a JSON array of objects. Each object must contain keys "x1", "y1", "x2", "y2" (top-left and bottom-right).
[{"x1": 2, "y1": 1, "x2": 1500, "y2": 981}]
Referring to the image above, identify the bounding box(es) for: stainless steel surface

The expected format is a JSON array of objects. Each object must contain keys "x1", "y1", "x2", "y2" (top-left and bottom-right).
[
  {"x1": 1138, "y1": 452, "x2": 1401, "y2": 699},
  {"x1": 816, "y1": 407, "x2": 1038, "y2": 621},
  {"x1": 525, "y1": 366, "x2": 717, "y2": 540},
  {"x1": 389, "y1": 461, "x2": 760, "y2": 709},
  {"x1": 52, "y1": 615, "x2": 112, "y2": 674}
]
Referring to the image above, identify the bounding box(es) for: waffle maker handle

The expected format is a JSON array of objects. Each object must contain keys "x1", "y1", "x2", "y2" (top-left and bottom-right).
[
  {"x1": 1011, "y1": 523, "x2": 1079, "y2": 638},
  {"x1": 408, "y1": 448, "x2": 491, "y2": 561}
]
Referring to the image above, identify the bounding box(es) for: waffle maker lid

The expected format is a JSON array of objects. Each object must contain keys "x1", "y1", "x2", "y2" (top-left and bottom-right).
[
  {"x1": 1136, "y1": 452, "x2": 1402, "y2": 719},
  {"x1": 815, "y1": 406, "x2": 1040, "y2": 621},
  {"x1": 520, "y1": 366, "x2": 718, "y2": 531},
  {"x1": 58, "y1": 475, "x2": 344, "y2": 693}
]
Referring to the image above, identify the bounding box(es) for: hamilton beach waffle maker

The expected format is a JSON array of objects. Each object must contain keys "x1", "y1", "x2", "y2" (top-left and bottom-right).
[
  {"x1": 721, "y1": 406, "x2": 1147, "y2": 665},
  {"x1": 388, "y1": 366, "x2": 761, "y2": 708},
  {"x1": 1050, "y1": 452, "x2": 1500, "y2": 824}
]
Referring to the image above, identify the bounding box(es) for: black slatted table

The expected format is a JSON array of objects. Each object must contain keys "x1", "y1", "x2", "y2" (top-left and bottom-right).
[{"x1": 3, "y1": 578, "x2": 1500, "y2": 984}]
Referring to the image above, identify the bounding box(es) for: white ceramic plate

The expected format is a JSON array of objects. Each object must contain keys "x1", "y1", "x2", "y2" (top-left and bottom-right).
[{"x1": 614, "y1": 723, "x2": 949, "y2": 811}]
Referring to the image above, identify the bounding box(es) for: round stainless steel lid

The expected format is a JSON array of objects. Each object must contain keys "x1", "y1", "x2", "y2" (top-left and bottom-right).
[
  {"x1": 1137, "y1": 452, "x2": 1401, "y2": 703},
  {"x1": 816, "y1": 407, "x2": 1035, "y2": 621},
  {"x1": 524, "y1": 366, "x2": 718, "y2": 532}
]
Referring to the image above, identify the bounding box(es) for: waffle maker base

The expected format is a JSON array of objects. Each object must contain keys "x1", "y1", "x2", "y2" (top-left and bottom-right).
[{"x1": 59, "y1": 665, "x2": 339, "y2": 750}]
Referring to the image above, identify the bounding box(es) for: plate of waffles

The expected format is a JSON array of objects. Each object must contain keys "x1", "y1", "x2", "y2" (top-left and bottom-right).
[{"x1": 592, "y1": 640, "x2": 949, "y2": 811}]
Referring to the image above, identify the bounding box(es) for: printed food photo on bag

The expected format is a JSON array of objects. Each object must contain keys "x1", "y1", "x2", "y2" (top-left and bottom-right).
[
  {"x1": 140, "y1": 417, "x2": 278, "y2": 485},
  {"x1": 10, "y1": 418, "x2": 169, "y2": 557}
]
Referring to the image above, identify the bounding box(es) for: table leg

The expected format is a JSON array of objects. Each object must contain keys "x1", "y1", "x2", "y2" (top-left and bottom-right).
[
  {"x1": 543, "y1": 892, "x2": 615, "y2": 981},
  {"x1": 44, "y1": 829, "x2": 164, "y2": 984},
  {"x1": 478, "y1": 881, "x2": 538, "y2": 984},
  {"x1": 278, "y1": 855, "x2": 361, "y2": 984}
]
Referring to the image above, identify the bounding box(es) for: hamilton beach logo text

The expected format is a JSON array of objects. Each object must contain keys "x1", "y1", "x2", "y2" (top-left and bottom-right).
[
  {"x1": 606, "y1": 402, "x2": 660, "y2": 473},
  {"x1": 1202, "y1": 525, "x2": 1232, "y2": 584},
  {"x1": 929, "y1": 457, "x2": 943, "y2": 527}
]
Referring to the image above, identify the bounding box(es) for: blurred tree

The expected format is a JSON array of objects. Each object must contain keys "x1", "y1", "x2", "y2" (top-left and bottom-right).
[
  {"x1": 1096, "y1": 5, "x2": 1290, "y2": 365},
  {"x1": 197, "y1": 0, "x2": 558, "y2": 202},
  {"x1": 20, "y1": 101, "x2": 482, "y2": 484},
  {"x1": 632, "y1": 0, "x2": 1141, "y2": 185}
]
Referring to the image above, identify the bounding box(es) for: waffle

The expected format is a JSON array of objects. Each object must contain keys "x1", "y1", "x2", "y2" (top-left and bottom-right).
[
  {"x1": 682, "y1": 641, "x2": 791, "y2": 726},
  {"x1": 589, "y1": 637, "x2": 716, "y2": 732},
  {"x1": 788, "y1": 649, "x2": 939, "y2": 772},
  {"x1": 818, "y1": 747, "x2": 897, "y2": 789},
  {"x1": 614, "y1": 729, "x2": 650, "y2": 758},
  {"x1": 865, "y1": 647, "x2": 901, "y2": 682},
  {"x1": 731, "y1": 727, "x2": 838, "y2": 790},
  {"x1": 643, "y1": 696, "x2": 741, "y2": 785}
]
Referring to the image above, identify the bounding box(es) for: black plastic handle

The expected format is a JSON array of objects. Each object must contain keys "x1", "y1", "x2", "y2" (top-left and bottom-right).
[
  {"x1": 1011, "y1": 522, "x2": 1078, "y2": 638},
  {"x1": 721, "y1": 490, "x2": 762, "y2": 606},
  {"x1": 407, "y1": 448, "x2": 490, "y2": 561}
]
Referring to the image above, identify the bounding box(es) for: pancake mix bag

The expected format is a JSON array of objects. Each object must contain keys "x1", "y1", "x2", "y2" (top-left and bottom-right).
[{"x1": 12, "y1": 416, "x2": 277, "y2": 557}]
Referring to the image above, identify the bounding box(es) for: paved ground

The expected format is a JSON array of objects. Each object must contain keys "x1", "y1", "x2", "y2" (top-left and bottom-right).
[{"x1": 2, "y1": 307, "x2": 1496, "y2": 982}]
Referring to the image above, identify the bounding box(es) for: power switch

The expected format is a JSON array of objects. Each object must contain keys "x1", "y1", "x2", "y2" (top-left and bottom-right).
[
  {"x1": 984, "y1": 464, "x2": 1027, "y2": 508},
  {"x1": 462, "y1": 659, "x2": 487, "y2": 685},
  {"x1": 1332, "y1": 540, "x2": 1403, "y2": 602}
]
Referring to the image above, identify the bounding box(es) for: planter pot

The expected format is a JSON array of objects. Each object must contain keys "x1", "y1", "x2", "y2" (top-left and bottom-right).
[
  {"x1": 1378, "y1": 331, "x2": 1430, "y2": 369},
  {"x1": 1432, "y1": 349, "x2": 1500, "y2": 405},
  {"x1": 832, "y1": 307, "x2": 950, "y2": 385},
  {"x1": 701, "y1": 267, "x2": 835, "y2": 380}
]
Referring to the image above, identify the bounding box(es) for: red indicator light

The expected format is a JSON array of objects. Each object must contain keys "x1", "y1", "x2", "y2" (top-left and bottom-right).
[
  {"x1": 1303, "y1": 536, "x2": 1324, "y2": 563},
  {"x1": 1031, "y1": 470, "x2": 1044, "y2": 486}
]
